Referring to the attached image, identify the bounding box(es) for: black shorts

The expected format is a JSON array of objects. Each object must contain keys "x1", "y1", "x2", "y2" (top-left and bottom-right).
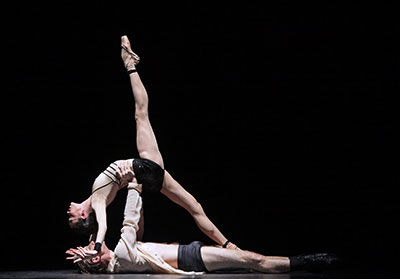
[
  {"x1": 178, "y1": 241, "x2": 208, "y2": 272},
  {"x1": 132, "y1": 158, "x2": 165, "y2": 192}
]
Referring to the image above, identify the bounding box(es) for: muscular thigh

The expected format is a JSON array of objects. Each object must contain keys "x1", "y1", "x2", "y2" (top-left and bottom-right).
[
  {"x1": 136, "y1": 116, "x2": 164, "y2": 168},
  {"x1": 201, "y1": 246, "x2": 244, "y2": 271}
]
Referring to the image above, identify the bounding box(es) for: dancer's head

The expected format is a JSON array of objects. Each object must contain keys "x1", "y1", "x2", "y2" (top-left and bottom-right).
[
  {"x1": 71, "y1": 242, "x2": 113, "y2": 274},
  {"x1": 67, "y1": 202, "x2": 98, "y2": 235}
]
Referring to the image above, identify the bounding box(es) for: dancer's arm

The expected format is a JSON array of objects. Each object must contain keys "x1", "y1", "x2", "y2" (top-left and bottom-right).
[
  {"x1": 113, "y1": 184, "x2": 142, "y2": 262},
  {"x1": 67, "y1": 185, "x2": 142, "y2": 264},
  {"x1": 118, "y1": 185, "x2": 141, "y2": 247},
  {"x1": 91, "y1": 198, "x2": 107, "y2": 250},
  {"x1": 90, "y1": 172, "x2": 120, "y2": 251}
]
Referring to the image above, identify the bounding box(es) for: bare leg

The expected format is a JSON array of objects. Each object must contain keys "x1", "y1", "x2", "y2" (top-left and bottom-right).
[
  {"x1": 121, "y1": 36, "x2": 234, "y2": 249},
  {"x1": 201, "y1": 246, "x2": 290, "y2": 273},
  {"x1": 161, "y1": 171, "x2": 230, "y2": 246},
  {"x1": 121, "y1": 36, "x2": 164, "y2": 168},
  {"x1": 129, "y1": 72, "x2": 164, "y2": 168}
]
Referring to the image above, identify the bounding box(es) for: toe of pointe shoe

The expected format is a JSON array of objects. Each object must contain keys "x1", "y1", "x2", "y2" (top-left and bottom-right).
[{"x1": 121, "y1": 35, "x2": 130, "y2": 45}]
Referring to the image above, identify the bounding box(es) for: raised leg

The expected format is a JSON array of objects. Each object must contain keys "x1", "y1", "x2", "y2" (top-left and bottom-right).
[
  {"x1": 121, "y1": 36, "x2": 164, "y2": 168},
  {"x1": 200, "y1": 246, "x2": 290, "y2": 273},
  {"x1": 130, "y1": 72, "x2": 164, "y2": 168}
]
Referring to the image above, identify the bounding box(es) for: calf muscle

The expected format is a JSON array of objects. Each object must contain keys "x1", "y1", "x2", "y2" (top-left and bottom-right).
[{"x1": 201, "y1": 246, "x2": 290, "y2": 273}]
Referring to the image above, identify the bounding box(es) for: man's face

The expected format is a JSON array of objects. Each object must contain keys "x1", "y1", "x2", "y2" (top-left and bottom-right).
[{"x1": 67, "y1": 202, "x2": 83, "y2": 228}]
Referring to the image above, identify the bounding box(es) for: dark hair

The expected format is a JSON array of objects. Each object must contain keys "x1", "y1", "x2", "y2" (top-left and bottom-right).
[
  {"x1": 75, "y1": 259, "x2": 107, "y2": 274},
  {"x1": 72, "y1": 212, "x2": 98, "y2": 236}
]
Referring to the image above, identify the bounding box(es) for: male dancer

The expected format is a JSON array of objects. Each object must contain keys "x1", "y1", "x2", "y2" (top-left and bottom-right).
[{"x1": 67, "y1": 184, "x2": 338, "y2": 274}]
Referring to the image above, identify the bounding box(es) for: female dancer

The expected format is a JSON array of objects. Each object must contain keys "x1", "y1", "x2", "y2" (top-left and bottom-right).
[{"x1": 67, "y1": 36, "x2": 238, "y2": 254}]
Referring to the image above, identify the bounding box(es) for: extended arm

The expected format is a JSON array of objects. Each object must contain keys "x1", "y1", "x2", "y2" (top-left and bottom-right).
[
  {"x1": 112, "y1": 184, "x2": 143, "y2": 264},
  {"x1": 91, "y1": 198, "x2": 107, "y2": 251},
  {"x1": 120, "y1": 184, "x2": 142, "y2": 247},
  {"x1": 90, "y1": 171, "x2": 120, "y2": 251}
]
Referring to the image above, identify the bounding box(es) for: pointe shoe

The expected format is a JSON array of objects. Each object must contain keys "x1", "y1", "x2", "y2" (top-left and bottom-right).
[{"x1": 121, "y1": 35, "x2": 140, "y2": 71}]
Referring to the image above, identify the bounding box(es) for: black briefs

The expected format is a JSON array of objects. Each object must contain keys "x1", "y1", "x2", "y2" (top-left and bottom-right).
[
  {"x1": 178, "y1": 241, "x2": 208, "y2": 272},
  {"x1": 132, "y1": 158, "x2": 165, "y2": 192}
]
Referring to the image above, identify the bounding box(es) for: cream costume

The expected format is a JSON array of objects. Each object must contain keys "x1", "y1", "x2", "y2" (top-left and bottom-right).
[{"x1": 106, "y1": 183, "x2": 199, "y2": 275}]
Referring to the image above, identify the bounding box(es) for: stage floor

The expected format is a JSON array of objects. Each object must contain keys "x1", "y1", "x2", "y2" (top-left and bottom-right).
[{"x1": 0, "y1": 269, "x2": 391, "y2": 279}]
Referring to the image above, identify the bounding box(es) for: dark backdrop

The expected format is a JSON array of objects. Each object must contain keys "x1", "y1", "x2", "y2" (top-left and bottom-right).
[{"x1": 1, "y1": 2, "x2": 398, "y2": 272}]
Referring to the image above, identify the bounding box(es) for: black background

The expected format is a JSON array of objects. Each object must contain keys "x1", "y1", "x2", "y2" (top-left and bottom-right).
[{"x1": 1, "y1": 2, "x2": 399, "y2": 272}]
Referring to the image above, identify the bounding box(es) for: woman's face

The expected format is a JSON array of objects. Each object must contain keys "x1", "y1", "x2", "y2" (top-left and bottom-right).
[{"x1": 67, "y1": 202, "x2": 83, "y2": 227}]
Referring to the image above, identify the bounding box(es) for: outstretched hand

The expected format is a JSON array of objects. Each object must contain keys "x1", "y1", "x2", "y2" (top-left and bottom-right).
[{"x1": 65, "y1": 246, "x2": 98, "y2": 263}]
